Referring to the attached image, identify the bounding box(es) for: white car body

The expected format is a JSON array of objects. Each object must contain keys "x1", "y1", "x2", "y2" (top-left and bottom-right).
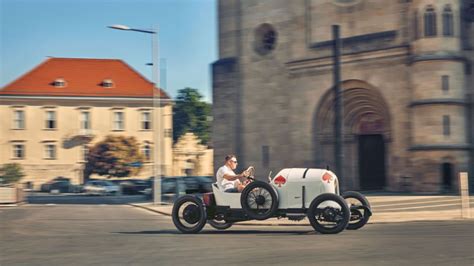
[{"x1": 212, "y1": 168, "x2": 339, "y2": 209}]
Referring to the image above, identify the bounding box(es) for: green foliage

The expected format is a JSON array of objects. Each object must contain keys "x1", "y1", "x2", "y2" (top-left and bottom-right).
[
  {"x1": 0, "y1": 163, "x2": 25, "y2": 184},
  {"x1": 85, "y1": 135, "x2": 145, "y2": 179},
  {"x1": 173, "y1": 87, "x2": 212, "y2": 145}
]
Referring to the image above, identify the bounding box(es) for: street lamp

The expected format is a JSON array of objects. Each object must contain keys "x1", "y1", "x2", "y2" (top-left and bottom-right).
[{"x1": 108, "y1": 24, "x2": 162, "y2": 205}]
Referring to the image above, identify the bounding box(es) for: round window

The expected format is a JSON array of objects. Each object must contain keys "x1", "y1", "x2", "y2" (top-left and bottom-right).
[{"x1": 254, "y1": 23, "x2": 277, "y2": 55}]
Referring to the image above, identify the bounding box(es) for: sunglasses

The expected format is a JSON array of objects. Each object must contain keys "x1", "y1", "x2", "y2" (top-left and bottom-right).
[{"x1": 230, "y1": 160, "x2": 238, "y2": 163}]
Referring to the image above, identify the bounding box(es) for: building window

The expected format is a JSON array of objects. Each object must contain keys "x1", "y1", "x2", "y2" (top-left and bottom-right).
[
  {"x1": 254, "y1": 23, "x2": 278, "y2": 55},
  {"x1": 13, "y1": 144, "x2": 25, "y2": 159},
  {"x1": 142, "y1": 144, "x2": 151, "y2": 161},
  {"x1": 262, "y1": 145, "x2": 269, "y2": 168},
  {"x1": 442, "y1": 75, "x2": 450, "y2": 93},
  {"x1": 102, "y1": 79, "x2": 114, "y2": 88},
  {"x1": 442, "y1": 5, "x2": 454, "y2": 36},
  {"x1": 113, "y1": 111, "x2": 124, "y2": 130},
  {"x1": 45, "y1": 144, "x2": 57, "y2": 159},
  {"x1": 45, "y1": 111, "x2": 56, "y2": 129},
  {"x1": 443, "y1": 115, "x2": 450, "y2": 136},
  {"x1": 53, "y1": 78, "x2": 66, "y2": 88},
  {"x1": 13, "y1": 110, "x2": 25, "y2": 129},
  {"x1": 82, "y1": 145, "x2": 89, "y2": 161},
  {"x1": 80, "y1": 111, "x2": 91, "y2": 130},
  {"x1": 141, "y1": 112, "x2": 151, "y2": 130},
  {"x1": 424, "y1": 6, "x2": 437, "y2": 37}
]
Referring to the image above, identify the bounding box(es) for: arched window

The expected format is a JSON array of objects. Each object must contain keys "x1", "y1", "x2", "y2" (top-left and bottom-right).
[
  {"x1": 442, "y1": 5, "x2": 454, "y2": 36},
  {"x1": 424, "y1": 5, "x2": 437, "y2": 37}
]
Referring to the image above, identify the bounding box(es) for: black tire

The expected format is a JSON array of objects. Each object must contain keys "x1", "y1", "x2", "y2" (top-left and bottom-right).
[
  {"x1": 240, "y1": 181, "x2": 278, "y2": 220},
  {"x1": 208, "y1": 219, "x2": 233, "y2": 230},
  {"x1": 172, "y1": 195, "x2": 207, "y2": 234},
  {"x1": 342, "y1": 191, "x2": 371, "y2": 230},
  {"x1": 307, "y1": 193, "x2": 350, "y2": 234}
]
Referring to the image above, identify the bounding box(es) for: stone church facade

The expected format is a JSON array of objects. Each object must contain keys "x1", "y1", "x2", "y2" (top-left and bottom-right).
[{"x1": 212, "y1": 0, "x2": 474, "y2": 192}]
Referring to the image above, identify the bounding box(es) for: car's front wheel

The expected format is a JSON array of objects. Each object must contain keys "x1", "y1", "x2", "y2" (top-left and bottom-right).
[
  {"x1": 307, "y1": 193, "x2": 350, "y2": 234},
  {"x1": 342, "y1": 191, "x2": 371, "y2": 230},
  {"x1": 172, "y1": 195, "x2": 207, "y2": 234}
]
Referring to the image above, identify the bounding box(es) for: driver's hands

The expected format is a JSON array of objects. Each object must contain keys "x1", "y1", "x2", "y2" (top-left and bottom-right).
[{"x1": 241, "y1": 170, "x2": 250, "y2": 178}]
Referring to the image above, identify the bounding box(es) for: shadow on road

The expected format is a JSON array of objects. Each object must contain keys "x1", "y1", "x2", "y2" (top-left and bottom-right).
[{"x1": 114, "y1": 229, "x2": 316, "y2": 235}]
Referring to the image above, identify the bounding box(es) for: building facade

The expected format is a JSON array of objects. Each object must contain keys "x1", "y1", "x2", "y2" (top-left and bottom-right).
[
  {"x1": 172, "y1": 132, "x2": 214, "y2": 176},
  {"x1": 0, "y1": 58, "x2": 173, "y2": 188},
  {"x1": 213, "y1": 0, "x2": 474, "y2": 192}
]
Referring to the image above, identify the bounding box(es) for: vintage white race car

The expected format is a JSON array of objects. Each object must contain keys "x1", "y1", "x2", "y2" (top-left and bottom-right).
[{"x1": 172, "y1": 167, "x2": 372, "y2": 234}]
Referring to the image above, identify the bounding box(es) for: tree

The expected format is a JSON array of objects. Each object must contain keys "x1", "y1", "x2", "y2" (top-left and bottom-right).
[
  {"x1": 84, "y1": 135, "x2": 145, "y2": 180},
  {"x1": 173, "y1": 88, "x2": 212, "y2": 145},
  {"x1": 0, "y1": 163, "x2": 25, "y2": 184}
]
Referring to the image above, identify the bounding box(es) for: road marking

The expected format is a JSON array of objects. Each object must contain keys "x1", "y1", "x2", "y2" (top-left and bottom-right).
[
  {"x1": 45, "y1": 203, "x2": 56, "y2": 206},
  {"x1": 374, "y1": 202, "x2": 467, "y2": 211},
  {"x1": 372, "y1": 198, "x2": 465, "y2": 208}
]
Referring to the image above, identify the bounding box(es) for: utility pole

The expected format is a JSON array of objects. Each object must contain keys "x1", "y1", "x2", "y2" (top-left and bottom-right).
[{"x1": 332, "y1": 25, "x2": 344, "y2": 185}]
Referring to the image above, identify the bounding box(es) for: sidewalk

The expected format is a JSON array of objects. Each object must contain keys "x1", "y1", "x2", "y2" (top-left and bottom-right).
[{"x1": 130, "y1": 195, "x2": 474, "y2": 225}]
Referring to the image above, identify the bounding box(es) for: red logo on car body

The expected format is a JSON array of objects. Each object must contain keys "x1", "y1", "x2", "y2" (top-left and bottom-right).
[
  {"x1": 274, "y1": 175, "x2": 286, "y2": 187},
  {"x1": 322, "y1": 172, "x2": 332, "y2": 183}
]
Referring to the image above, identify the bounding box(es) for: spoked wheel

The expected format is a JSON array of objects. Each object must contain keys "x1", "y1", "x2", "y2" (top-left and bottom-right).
[
  {"x1": 240, "y1": 181, "x2": 278, "y2": 220},
  {"x1": 208, "y1": 219, "x2": 233, "y2": 230},
  {"x1": 307, "y1": 193, "x2": 350, "y2": 234},
  {"x1": 172, "y1": 195, "x2": 207, "y2": 234},
  {"x1": 342, "y1": 191, "x2": 371, "y2": 230}
]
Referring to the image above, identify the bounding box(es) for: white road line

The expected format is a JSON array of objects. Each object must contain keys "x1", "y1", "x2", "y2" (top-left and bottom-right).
[
  {"x1": 374, "y1": 202, "x2": 464, "y2": 211},
  {"x1": 45, "y1": 203, "x2": 56, "y2": 206},
  {"x1": 372, "y1": 198, "x2": 463, "y2": 208}
]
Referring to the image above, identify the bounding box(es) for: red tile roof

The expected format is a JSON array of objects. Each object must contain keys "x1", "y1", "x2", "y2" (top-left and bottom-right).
[{"x1": 0, "y1": 57, "x2": 168, "y2": 98}]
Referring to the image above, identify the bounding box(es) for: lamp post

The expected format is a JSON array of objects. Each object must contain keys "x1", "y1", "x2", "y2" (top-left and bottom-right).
[{"x1": 108, "y1": 24, "x2": 162, "y2": 204}]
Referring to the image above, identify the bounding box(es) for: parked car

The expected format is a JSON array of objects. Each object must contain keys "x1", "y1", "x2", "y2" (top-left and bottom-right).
[
  {"x1": 40, "y1": 177, "x2": 82, "y2": 193},
  {"x1": 183, "y1": 176, "x2": 213, "y2": 194},
  {"x1": 118, "y1": 179, "x2": 151, "y2": 195},
  {"x1": 83, "y1": 180, "x2": 119, "y2": 196}
]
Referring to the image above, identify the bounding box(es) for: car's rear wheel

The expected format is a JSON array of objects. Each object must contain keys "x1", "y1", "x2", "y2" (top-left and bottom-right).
[
  {"x1": 240, "y1": 181, "x2": 278, "y2": 220},
  {"x1": 307, "y1": 193, "x2": 350, "y2": 234},
  {"x1": 208, "y1": 219, "x2": 233, "y2": 230},
  {"x1": 172, "y1": 195, "x2": 207, "y2": 234},
  {"x1": 342, "y1": 191, "x2": 371, "y2": 230}
]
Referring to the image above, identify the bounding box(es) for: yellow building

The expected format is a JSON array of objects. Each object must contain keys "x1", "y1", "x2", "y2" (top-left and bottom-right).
[
  {"x1": 0, "y1": 58, "x2": 173, "y2": 189},
  {"x1": 172, "y1": 132, "x2": 213, "y2": 176}
]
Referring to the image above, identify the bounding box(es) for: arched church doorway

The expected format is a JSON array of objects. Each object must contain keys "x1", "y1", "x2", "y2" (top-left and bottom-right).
[
  {"x1": 441, "y1": 162, "x2": 453, "y2": 191},
  {"x1": 314, "y1": 80, "x2": 391, "y2": 191}
]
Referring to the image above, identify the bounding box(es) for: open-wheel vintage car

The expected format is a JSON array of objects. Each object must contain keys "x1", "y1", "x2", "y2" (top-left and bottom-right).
[{"x1": 172, "y1": 167, "x2": 372, "y2": 234}]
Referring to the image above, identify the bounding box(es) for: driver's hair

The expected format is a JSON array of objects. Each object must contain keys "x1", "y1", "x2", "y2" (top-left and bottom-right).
[{"x1": 224, "y1": 154, "x2": 236, "y2": 162}]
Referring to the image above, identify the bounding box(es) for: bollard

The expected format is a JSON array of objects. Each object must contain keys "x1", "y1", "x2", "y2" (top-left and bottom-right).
[{"x1": 459, "y1": 172, "x2": 470, "y2": 219}]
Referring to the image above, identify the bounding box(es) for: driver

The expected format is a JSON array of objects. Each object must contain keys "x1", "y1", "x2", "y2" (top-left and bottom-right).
[{"x1": 216, "y1": 154, "x2": 250, "y2": 193}]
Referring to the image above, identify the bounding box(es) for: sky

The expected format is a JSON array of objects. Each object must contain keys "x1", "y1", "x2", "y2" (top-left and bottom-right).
[{"x1": 0, "y1": 0, "x2": 217, "y2": 102}]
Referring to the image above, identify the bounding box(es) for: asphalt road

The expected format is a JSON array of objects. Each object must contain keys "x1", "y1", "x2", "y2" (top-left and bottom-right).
[{"x1": 1, "y1": 204, "x2": 473, "y2": 266}]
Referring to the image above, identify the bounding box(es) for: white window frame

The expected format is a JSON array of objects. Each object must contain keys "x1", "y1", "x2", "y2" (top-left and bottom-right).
[
  {"x1": 80, "y1": 111, "x2": 91, "y2": 130},
  {"x1": 13, "y1": 144, "x2": 25, "y2": 159},
  {"x1": 45, "y1": 144, "x2": 57, "y2": 160},
  {"x1": 141, "y1": 111, "x2": 151, "y2": 130},
  {"x1": 45, "y1": 110, "x2": 57, "y2": 129},
  {"x1": 113, "y1": 111, "x2": 124, "y2": 131},
  {"x1": 13, "y1": 110, "x2": 25, "y2": 129},
  {"x1": 142, "y1": 144, "x2": 152, "y2": 161}
]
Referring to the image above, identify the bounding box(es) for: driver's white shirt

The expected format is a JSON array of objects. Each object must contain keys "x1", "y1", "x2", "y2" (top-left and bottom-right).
[{"x1": 216, "y1": 165, "x2": 238, "y2": 191}]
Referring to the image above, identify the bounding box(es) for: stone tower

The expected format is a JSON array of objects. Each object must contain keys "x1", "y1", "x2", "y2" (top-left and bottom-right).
[{"x1": 212, "y1": 0, "x2": 474, "y2": 192}]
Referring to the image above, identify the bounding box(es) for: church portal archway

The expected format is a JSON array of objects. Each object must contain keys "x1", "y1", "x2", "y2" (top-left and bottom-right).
[{"x1": 314, "y1": 80, "x2": 391, "y2": 190}]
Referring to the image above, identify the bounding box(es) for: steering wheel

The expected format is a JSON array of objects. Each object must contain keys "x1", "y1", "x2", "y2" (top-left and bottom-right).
[{"x1": 245, "y1": 166, "x2": 255, "y2": 182}]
